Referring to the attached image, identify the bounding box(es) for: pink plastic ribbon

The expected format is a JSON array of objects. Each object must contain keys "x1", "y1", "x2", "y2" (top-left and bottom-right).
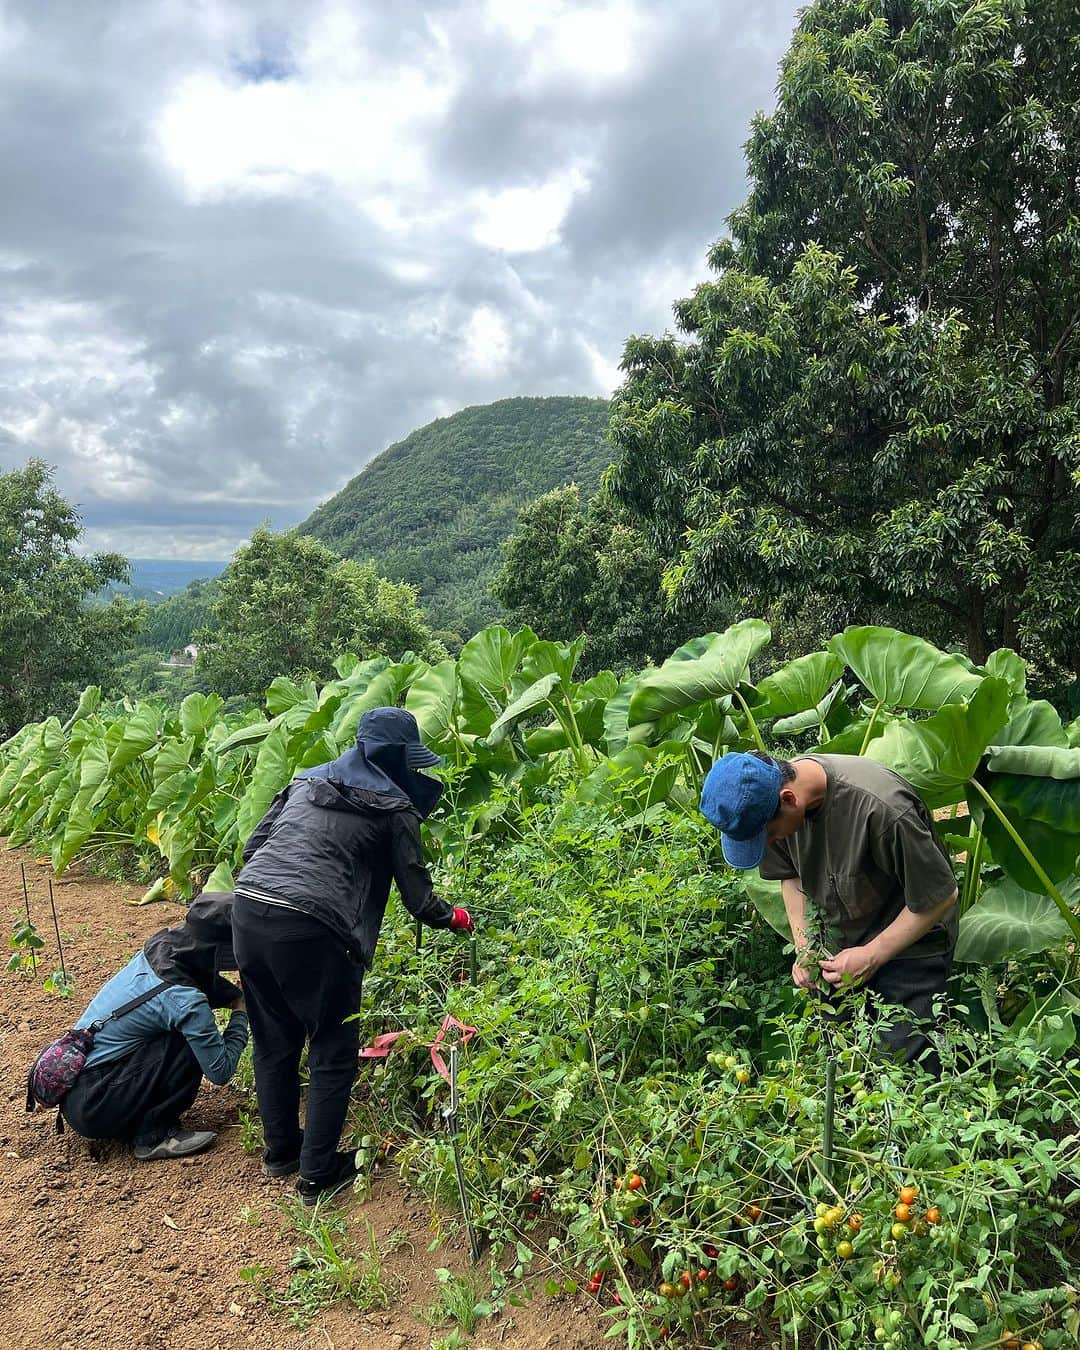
[{"x1": 358, "y1": 1013, "x2": 478, "y2": 1085}]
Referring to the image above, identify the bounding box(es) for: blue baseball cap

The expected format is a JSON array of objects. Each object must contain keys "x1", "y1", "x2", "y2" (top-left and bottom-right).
[{"x1": 699, "y1": 752, "x2": 782, "y2": 869}]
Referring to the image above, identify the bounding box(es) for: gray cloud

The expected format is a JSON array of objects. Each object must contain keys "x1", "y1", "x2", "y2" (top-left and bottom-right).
[{"x1": 0, "y1": 0, "x2": 800, "y2": 560}]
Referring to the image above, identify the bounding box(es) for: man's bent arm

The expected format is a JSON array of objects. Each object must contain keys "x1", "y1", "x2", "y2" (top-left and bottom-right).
[
  {"x1": 821, "y1": 889, "x2": 958, "y2": 986},
  {"x1": 868, "y1": 889, "x2": 957, "y2": 965}
]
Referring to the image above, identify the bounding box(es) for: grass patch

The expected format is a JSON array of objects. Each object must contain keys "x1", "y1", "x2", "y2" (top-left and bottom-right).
[{"x1": 239, "y1": 1204, "x2": 405, "y2": 1328}]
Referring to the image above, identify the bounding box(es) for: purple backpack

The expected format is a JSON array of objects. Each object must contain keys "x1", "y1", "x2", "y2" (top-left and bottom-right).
[{"x1": 26, "y1": 981, "x2": 169, "y2": 1114}]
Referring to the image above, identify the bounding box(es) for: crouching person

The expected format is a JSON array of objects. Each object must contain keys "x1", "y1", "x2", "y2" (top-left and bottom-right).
[{"x1": 56, "y1": 894, "x2": 248, "y2": 1160}]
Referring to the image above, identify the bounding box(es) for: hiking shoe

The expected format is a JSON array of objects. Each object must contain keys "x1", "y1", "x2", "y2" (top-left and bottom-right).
[
  {"x1": 261, "y1": 1130, "x2": 304, "y2": 1178},
  {"x1": 296, "y1": 1150, "x2": 358, "y2": 1206},
  {"x1": 262, "y1": 1152, "x2": 301, "y2": 1178},
  {"x1": 133, "y1": 1129, "x2": 217, "y2": 1161}
]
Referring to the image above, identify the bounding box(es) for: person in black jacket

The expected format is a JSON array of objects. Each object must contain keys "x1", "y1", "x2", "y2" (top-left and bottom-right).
[{"x1": 232, "y1": 706, "x2": 472, "y2": 1204}]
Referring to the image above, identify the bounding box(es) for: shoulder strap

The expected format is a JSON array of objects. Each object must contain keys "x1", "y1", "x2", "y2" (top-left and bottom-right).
[{"x1": 89, "y1": 980, "x2": 171, "y2": 1033}]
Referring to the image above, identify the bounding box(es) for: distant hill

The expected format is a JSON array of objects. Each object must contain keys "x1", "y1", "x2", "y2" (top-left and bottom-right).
[
  {"x1": 297, "y1": 396, "x2": 612, "y2": 635},
  {"x1": 104, "y1": 558, "x2": 227, "y2": 602}
]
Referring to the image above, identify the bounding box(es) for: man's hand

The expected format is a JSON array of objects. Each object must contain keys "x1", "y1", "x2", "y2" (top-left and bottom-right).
[
  {"x1": 791, "y1": 952, "x2": 817, "y2": 990},
  {"x1": 820, "y1": 945, "x2": 881, "y2": 988},
  {"x1": 449, "y1": 906, "x2": 474, "y2": 934},
  {"x1": 230, "y1": 994, "x2": 246, "y2": 1014}
]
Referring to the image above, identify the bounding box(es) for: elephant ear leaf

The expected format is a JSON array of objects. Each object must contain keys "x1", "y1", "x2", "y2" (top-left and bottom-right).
[
  {"x1": 406, "y1": 660, "x2": 459, "y2": 749},
  {"x1": 970, "y1": 745, "x2": 1080, "y2": 894},
  {"x1": 865, "y1": 677, "x2": 1011, "y2": 807},
  {"x1": 628, "y1": 620, "x2": 771, "y2": 726},
  {"x1": 757, "y1": 651, "x2": 843, "y2": 719},
  {"x1": 828, "y1": 626, "x2": 985, "y2": 711},
  {"x1": 236, "y1": 726, "x2": 292, "y2": 845},
  {"x1": 740, "y1": 872, "x2": 791, "y2": 940},
  {"x1": 956, "y1": 875, "x2": 1078, "y2": 964}
]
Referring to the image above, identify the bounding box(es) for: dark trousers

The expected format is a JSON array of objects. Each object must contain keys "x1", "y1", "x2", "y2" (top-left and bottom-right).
[
  {"x1": 61, "y1": 1031, "x2": 202, "y2": 1146},
  {"x1": 232, "y1": 898, "x2": 363, "y2": 1184},
  {"x1": 828, "y1": 950, "x2": 952, "y2": 1075}
]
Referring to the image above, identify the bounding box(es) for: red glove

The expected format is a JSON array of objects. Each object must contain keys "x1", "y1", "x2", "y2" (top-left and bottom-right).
[{"x1": 449, "y1": 907, "x2": 474, "y2": 934}]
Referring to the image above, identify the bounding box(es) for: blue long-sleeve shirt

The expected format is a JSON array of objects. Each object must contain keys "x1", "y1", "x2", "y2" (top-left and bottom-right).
[{"x1": 76, "y1": 951, "x2": 249, "y2": 1085}]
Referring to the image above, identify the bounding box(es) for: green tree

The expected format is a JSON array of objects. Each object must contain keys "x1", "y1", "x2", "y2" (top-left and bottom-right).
[
  {"x1": 0, "y1": 459, "x2": 140, "y2": 736},
  {"x1": 133, "y1": 576, "x2": 220, "y2": 653},
  {"x1": 196, "y1": 526, "x2": 443, "y2": 700},
  {"x1": 494, "y1": 485, "x2": 728, "y2": 673},
  {"x1": 610, "y1": 0, "x2": 1080, "y2": 673}
]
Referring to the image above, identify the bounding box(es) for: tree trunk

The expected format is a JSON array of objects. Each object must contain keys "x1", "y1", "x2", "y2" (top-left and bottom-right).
[{"x1": 965, "y1": 592, "x2": 989, "y2": 664}]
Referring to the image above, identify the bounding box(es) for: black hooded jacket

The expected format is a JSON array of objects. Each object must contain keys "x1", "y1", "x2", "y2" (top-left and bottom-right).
[
  {"x1": 143, "y1": 892, "x2": 242, "y2": 1008},
  {"x1": 235, "y1": 778, "x2": 453, "y2": 967}
]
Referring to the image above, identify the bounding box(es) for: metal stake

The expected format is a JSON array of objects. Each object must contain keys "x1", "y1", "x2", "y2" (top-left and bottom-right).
[
  {"x1": 415, "y1": 916, "x2": 423, "y2": 955},
  {"x1": 468, "y1": 933, "x2": 477, "y2": 986},
  {"x1": 443, "y1": 1043, "x2": 481, "y2": 1262},
  {"x1": 822, "y1": 1058, "x2": 836, "y2": 1184},
  {"x1": 20, "y1": 864, "x2": 37, "y2": 973},
  {"x1": 47, "y1": 879, "x2": 67, "y2": 982}
]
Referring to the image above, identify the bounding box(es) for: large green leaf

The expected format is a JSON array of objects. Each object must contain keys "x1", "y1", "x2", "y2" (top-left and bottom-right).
[
  {"x1": 457, "y1": 626, "x2": 536, "y2": 734},
  {"x1": 603, "y1": 673, "x2": 645, "y2": 755},
  {"x1": 406, "y1": 660, "x2": 459, "y2": 748},
  {"x1": 108, "y1": 702, "x2": 162, "y2": 774},
  {"x1": 741, "y1": 872, "x2": 791, "y2": 940},
  {"x1": 985, "y1": 745, "x2": 1080, "y2": 781},
  {"x1": 518, "y1": 637, "x2": 585, "y2": 689},
  {"x1": 828, "y1": 626, "x2": 986, "y2": 710},
  {"x1": 216, "y1": 718, "x2": 275, "y2": 755},
  {"x1": 628, "y1": 620, "x2": 771, "y2": 726},
  {"x1": 145, "y1": 768, "x2": 198, "y2": 817},
  {"x1": 864, "y1": 677, "x2": 1011, "y2": 807},
  {"x1": 772, "y1": 683, "x2": 849, "y2": 737},
  {"x1": 955, "y1": 875, "x2": 1078, "y2": 964},
  {"x1": 969, "y1": 774, "x2": 1080, "y2": 893},
  {"x1": 757, "y1": 651, "x2": 844, "y2": 719},
  {"x1": 180, "y1": 692, "x2": 225, "y2": 739},
  {"x1": 57, "y1": 735, "x2": 112, "y2": 870},
  {"x1": 332, "y1": 661, "x2": 424, "y2": 745},
  {"x1": 990, "y1": 699, "x2": 1070, "y2": 750},
  {"x1": 202, "y1": 861, "x2": 235, "y2": 894},
  {"x1": 152, "y1": 736, "x2": 195, "y2": 786},
  {"x1": 61, "y1": 686, "x2": 102, "y2": 733},
  {"x1": 265, "y1": 675, "x2": 318, "y2": 716},
  {"x1": 236, "y1": 726, "x2": 292, "y2": 844},
  {"x1": 984, "y1": 648, "x2": 1028, "y2": 698},
  {"x1": 485, "y1": 673, "x2": 561, "y2": 748}
]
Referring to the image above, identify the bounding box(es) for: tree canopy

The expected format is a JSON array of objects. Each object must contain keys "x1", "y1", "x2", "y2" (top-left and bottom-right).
[
  {"x1": 494, "y1": 485, "x2": 729, "y2": 674},
  {"x1": 609, "y1": 0, "x2": 1079, "y2": 675},
  {"x1": 0, "y1": 460, "x2": 141, "y2": 737},
  {"x1": 195, "y1": 526, "x2": 444, "y2": 701}
]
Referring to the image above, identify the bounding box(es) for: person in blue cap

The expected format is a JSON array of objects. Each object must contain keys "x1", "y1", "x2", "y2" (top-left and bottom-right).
[
  {"x1": 700, "y1": 750, "x2": 958, "y2": 1071},
  {"x1": 232, "y1": 707, "x2": 473, "y2": 1202}
]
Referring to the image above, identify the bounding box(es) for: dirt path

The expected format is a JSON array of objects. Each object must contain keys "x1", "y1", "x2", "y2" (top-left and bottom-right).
[{"x1": 0, "y1": 846, "x2": 609, "y2": 1350}]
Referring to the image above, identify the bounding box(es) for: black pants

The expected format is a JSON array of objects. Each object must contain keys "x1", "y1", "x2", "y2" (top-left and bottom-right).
[
  {"x1": 827, "y1": 950, "x2": 952, "y2": 1075},
  {"x1": 232, "y1": 898, "x2": 364, "y2": 1184},
  {"x1": 61, "y1": 1031, "x2": 202, "y2": 1146}
]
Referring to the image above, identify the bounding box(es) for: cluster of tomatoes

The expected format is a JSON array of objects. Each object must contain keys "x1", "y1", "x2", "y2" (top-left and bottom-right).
[
  {"x1": 885, "y1": 1183, "x2": 941, "y2": 1242},
  {"x1": 705, "y1": 1050, "x2": 752, "y2": 1084}
]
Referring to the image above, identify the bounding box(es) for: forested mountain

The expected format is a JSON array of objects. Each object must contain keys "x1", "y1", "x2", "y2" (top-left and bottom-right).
[{"x1": 297, "y1": 396, "x2": 612, "y2": 637}]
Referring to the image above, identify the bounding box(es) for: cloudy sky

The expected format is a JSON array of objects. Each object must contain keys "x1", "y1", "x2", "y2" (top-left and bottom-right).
[{"x1": 0, "y1": 0, "x2": 801, "y2": 561}]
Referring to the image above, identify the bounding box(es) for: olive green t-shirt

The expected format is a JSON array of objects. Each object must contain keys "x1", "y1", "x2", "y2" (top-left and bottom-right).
[{"x1": 759, "y1": 755, "x2": 958, "y2": 958}]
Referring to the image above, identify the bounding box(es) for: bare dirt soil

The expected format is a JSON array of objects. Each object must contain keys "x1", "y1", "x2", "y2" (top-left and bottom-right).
[{"x1": 0, "y1": 846, "x2": 611, "y2": 1350}]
